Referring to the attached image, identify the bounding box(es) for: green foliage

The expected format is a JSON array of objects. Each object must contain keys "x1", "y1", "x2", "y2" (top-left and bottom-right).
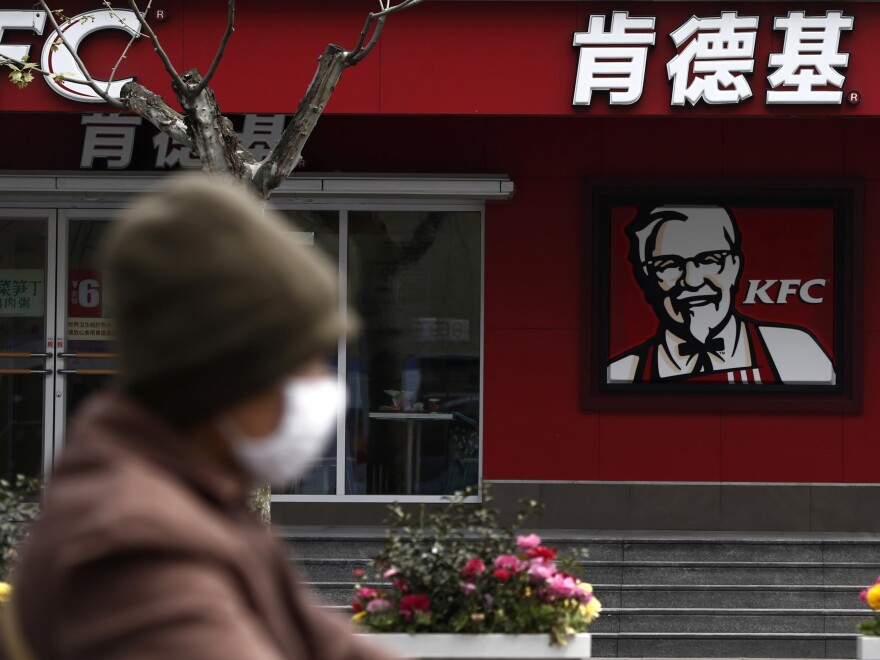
[
  {"x1": 3, "y1": 55, "x2": 36, "y2": 90},
  {"x1": 0, "y1": 475, "x2": 40, "y2": 579},
  {"x1": 859, "y1": 614, "x2": 880, "y2": 636},
  {"x1": 352, "y1": 487, "x2": 600, "y2": 645}
]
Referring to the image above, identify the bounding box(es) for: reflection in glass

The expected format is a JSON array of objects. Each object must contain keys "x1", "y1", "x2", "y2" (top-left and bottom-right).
[
  {"x1": 0, "y1": 220, "x2": 47, "y2": 481},
  {"x1": 273, "y1": 210, "x2": 340, "y2": 495},
  {"x1": 347, "y1": 211, "x2": 481, "y2": 495}
]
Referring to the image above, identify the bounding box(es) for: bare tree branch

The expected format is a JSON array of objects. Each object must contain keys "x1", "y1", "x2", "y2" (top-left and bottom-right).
[
  {"x1": 347, "y1": 0, "x2": 422, "y2": 65},
  {"x1": 177, "y1": 68, "x2": 254, "y2": 177},
  {"x1": 127, "y1": 0, "x2": 185, "y2": 92},
  {"x1": 252, "y1": 44, "x2": 348, "y2": 197},
  {"x1": 121, "y1": 81, "x2": 193, "y2": 150},
  {"x1": 37, "y1": 0, "x2": 126, "y2": 108},
  {"x1": 192, "y1": 0, "x2": 235, "y2": 96},
  {"x1": 105, "y1": 0, "x2": 153, "y2": 94}
]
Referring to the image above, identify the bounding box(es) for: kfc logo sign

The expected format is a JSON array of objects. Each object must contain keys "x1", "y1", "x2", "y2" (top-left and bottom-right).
[
  {"x1": 608, "y1": 206, "x2": 834, "y2": 385},
  {"x1": 573, "y1": 10, "x2": 854, "y2": 107},
  {"x1": 584, "y1": 182, "x2": 861, "y2": 412},
  {"x1": 743, "y1": 278, "x2": 827, "y2": 305},
  {"x1": 0, "y1": 9, "x2": 139, "y2": 103}
]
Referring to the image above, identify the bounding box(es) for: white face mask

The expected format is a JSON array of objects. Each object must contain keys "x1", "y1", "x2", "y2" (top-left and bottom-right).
[{"x1": 221, "y1": 376, "x2": 340, "y2": 487}]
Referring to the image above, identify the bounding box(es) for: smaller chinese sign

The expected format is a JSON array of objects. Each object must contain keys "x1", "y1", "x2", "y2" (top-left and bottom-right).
[
  {"x1": 67, "y1": 317, "x2": 115, "y2": 341},
  {"x1": 414, "y1": 317, "x2": 470, "y2": 342},
  {"x1": 0, "y1": 269, "x2": 44, "y2": 317}
]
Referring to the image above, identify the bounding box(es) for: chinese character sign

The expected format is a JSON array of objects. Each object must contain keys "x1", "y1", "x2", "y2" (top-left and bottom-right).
[
  {"x1": 573, "y1": 12, "x2": 656, "y2": 106},
  {"x1": 667, "y1": 12, "x2": 759, "y2": 106},
  {"x1": 573, "y1": 9, "x2": 855, "y2": 108},
  {"x1": 0, "y1": 270, "x2": 44, "y2": 317},
  {"x1": 767, "y1": 11, "x2": 854, "y2": 104}
]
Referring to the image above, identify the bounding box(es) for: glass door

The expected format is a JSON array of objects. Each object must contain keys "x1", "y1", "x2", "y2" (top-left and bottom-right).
[
  {"x1": 53, "y1": 213, "x2": 117, "y2": 461},
  {"x1": 0, "y1": 211, "x2": 56, "y2": 482}
]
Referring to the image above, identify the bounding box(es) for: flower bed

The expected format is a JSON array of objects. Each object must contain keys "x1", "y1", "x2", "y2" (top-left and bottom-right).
[{"x1": 351, "y1": 493, "x2": 601, "y2": 646}]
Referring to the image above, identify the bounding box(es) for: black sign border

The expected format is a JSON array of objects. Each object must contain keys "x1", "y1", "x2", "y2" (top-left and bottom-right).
[{"x1": 581, "y1": 178, "x2": 863, "y2": 412}]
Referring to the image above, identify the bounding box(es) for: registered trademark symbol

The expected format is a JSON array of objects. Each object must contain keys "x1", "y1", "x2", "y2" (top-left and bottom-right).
[{"x1": 847, "y1": 90, "x2": 861, "y2": 105}]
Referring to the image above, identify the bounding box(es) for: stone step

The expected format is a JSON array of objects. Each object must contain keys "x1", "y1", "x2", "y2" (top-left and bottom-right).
[
  {"x1": 591, "y1": 632, "x2": 856, "y2": 659},
  {"x1": 278, "y1": 528, "x2": 880, "y2": 564},
  {"x1": 596, "y1": 608, "x2": 865, "y2": 634},
  {"x1": 281, "y1": 529, "x2": 880, "y2": 658}
]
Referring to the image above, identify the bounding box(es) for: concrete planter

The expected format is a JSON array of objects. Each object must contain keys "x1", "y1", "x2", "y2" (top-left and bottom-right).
[
  {"x1": 859, "y1": 635, "x2": 880, "y2": 659},
  {"x1": 358, "y1": 633, "x2": 591, "y2": 658}
]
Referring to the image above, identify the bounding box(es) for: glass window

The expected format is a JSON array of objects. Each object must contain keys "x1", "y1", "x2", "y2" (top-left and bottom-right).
[
  {"x1": 273, "y1": 210, "x2": 340, "y2": 495},
  {"x1": 346, "y1": 211, "x2": 481, "y2": 495},
  {"x1": 0, "y1": 219, "x2": 48, "y2": 481}
]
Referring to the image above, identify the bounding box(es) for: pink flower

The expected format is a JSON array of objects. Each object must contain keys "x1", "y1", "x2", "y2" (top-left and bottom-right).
[
  {"x1": 383, "y1": 567, "x2": 400, "y2": 579},
  {"x1": 460, "y1": 557, "x2": 486, "y2": 580},
  {"x1": 493, "y1": 568, "x2": 511, "y2": 581},
  {"x1": 356, "y1": 587, "x2": 379, "y2": 600},
  {"x1": 366, "y1": 598, "x2": 393, "y2": 614},
  {"x1": 399, "y1": 594, "x2": 431, "y2": 621},
  {"x1": 460, "y1": 582, "x2": 477, "y2": 595},
  {"x1": 545, "y1": 574, "x2": 581, "y2": 600},
  {"x1": 516, "y1": 534, "x2": 542, "y2": 549},
  {"x1": 528, "y1": 560, "x2": 557, "y2": 581},
  {"x1": 353, "y1": 568, "x2": 366, "y2": 579},
  {"x1": 494, "y1": 554, "x2": 524, "y2": 572}
]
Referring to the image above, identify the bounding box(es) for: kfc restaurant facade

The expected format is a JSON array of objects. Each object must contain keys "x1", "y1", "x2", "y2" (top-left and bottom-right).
[{"x1": 0, "y1": 0, "x2": 877, "y2": 531}]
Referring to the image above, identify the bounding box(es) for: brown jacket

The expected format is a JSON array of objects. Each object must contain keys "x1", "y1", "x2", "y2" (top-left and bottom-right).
[{"x1": 4, "y1": 390, "x2": 394, "y2": 660}]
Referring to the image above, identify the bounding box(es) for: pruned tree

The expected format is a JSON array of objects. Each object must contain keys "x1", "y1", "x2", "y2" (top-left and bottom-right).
[
  {"x1": 0, "y1": 0, "x2": 422, "y2": 198},
  {"x1": 0, "y1": 1, "x2": 424, "y2": 524}
]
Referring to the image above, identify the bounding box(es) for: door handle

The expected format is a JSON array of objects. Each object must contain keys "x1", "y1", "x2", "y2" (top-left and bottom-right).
[
  {"x1": 0, "y1": 352, "x2": 53, "y2": 358},
  {"x1": 0, "y1": 368, "x2": 52, "y2": 375},
  {"x1": 58, "y1": 369, "x2": 119, "y2": 376},
  {"x1": 57, "y1": 353, "x2": 117, "y2": 359}
]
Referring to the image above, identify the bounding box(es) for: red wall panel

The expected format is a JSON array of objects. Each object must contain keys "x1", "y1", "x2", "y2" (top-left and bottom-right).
[
  {"x1": 483, "y1": 328, "x2": 599, "y2": 480},
  {"x1": 479, "y1": 115, "x2": 879, "y2": 484}
]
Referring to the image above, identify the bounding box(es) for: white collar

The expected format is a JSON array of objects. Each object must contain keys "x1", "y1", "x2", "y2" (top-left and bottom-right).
[{"x1": 656, "y1": 316, "x2": 751, "y2": 378}]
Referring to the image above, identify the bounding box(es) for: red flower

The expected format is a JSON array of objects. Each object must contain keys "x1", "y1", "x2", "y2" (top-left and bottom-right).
[
  {"x1": 526, "y1": 546, "x2": 558, "y2": 561},
  {"x1": 392, "y1": 578, "x2": 410, "y2": 592},
  {"x1": 399, "y1": 594, "x2": 432, "y2": 620},
  {"x1": 353, "y1": 568, "x2": 366, "y2": 579},
  {"x1": 493, "y1": 568, "x2": 511, "y2": 581},
  {"x1": 460, "y1": 557, "x2": 486, "y2": 580},
  {"x1": 351, "y1": 599, "x2": 363, "y2": 613}
]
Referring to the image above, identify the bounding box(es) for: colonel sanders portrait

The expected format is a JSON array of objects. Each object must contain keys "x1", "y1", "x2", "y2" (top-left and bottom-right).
[{"x1": 607, "y1": 205, "x2": 835, "y2": 385}]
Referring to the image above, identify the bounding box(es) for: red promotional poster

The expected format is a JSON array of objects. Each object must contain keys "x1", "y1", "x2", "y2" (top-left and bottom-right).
[
  {"x1": 68, "y1": 269, "x2": 103, "y2": 318},
  {"x1": 582, "y1": 180, "x2": 861, "y2": 412}
]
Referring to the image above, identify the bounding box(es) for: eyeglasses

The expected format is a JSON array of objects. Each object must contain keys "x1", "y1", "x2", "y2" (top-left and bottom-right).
[{"x1": 644, "y1": 250, "x2": 734, "y2": 279}]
